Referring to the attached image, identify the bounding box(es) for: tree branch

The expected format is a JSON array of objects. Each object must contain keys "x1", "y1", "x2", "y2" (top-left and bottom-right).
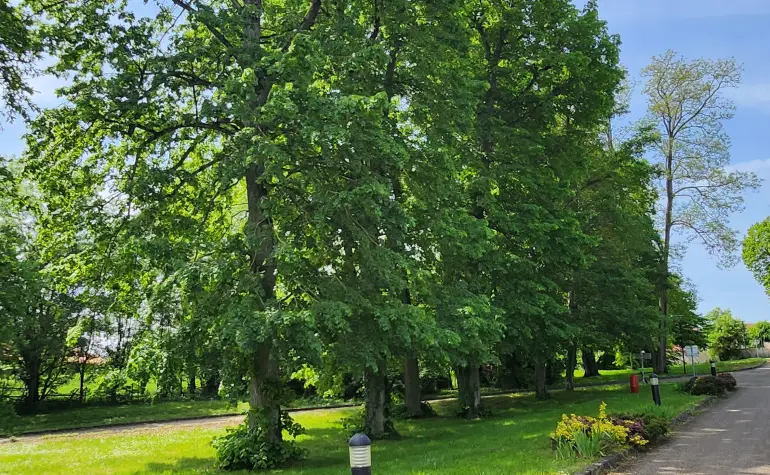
[{"x1": 171, "y1": 0, "x2": 233, "y2": 49}]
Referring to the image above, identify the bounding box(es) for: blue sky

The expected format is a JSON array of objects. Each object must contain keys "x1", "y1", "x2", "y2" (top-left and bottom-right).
[
  {"x1": 2, "y1": 0, "x2": 770, "y2": 321},
  {"x1": 581, "y1": 0, "x2": 770, "y2": 322}
]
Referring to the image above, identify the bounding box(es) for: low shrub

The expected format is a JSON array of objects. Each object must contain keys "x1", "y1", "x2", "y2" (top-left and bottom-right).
[
  {"x1": 94, "y1": 370, "x2": 133, "y2": 404},
  {"x1": 0, "y1": 402, "x2": 19, "y2": 436},
  {"x1": 212, "y1": 412, "x2": 305, "y2": 470},
  {"x1": 391, "y1": 401, "x2": 436, "y2": 419},
  {"x1": 683, "y1": 376, "x2": 698, "y2": 393},
  {"x1": 686, "y1": 375, "x2": 726, "y2": 396},
  {"x1": 550, "y1": 402, "x2": 648, "y2": 459},
  {"x1": 340, "y1": 408, "x2": 398, "y2": 439},
  {"x1": 716, "y1": 372, "x2": 737, "y2": 391}
]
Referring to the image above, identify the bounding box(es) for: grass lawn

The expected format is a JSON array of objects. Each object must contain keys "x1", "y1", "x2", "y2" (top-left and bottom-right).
[
  {"x1": 0, "y1": 384, "x2": 705, "y2": 475},
  {"x1": 2, "y1": 400, "x2": 248, "y2": 436},
  {"x1": 572, "y1": 357, "x2": 767, "y2": 385}
]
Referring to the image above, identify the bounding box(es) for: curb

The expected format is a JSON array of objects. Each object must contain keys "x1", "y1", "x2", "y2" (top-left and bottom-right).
[{"x1": 573, "y1": 394, "x2": 722, "y2": 475}]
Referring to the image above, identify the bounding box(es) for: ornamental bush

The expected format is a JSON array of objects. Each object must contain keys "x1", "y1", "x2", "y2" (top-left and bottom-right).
[
  {"x1": 716, "y1": 372, "x2": 737, "y2": 391},
  {"x1": 550, "y1": 402, "x2": 648, "y2": 459},
  {"x1": 212, "y1": 412, "x2": 305, "y2": 470},
  {"x1": 686, "y1": 375, "x2": 727, "y2": 396}
]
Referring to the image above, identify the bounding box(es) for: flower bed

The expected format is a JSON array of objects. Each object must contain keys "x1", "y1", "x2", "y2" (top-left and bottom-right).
[{"x1": 550, "y1": 402, "x2": 664, "y2": 460}]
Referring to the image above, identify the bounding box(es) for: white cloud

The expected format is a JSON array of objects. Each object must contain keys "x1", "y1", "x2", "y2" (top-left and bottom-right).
[
  {"x1": 727, "y1": 158, "x2": 770, "y2": 175},
  {"x1": 725, "y1": 84, "x2": 770, "y2": 113}
]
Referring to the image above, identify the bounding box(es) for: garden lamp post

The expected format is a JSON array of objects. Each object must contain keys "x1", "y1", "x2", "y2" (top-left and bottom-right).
[
  {"x1": 650, "y1": 373, "x2": 661, "y2": 406},
  {"x1": 710, "y1": 360, "x2": 717, "y2": 377},
  {"x1": 349, "y1": 433, "x2": 372, "y2": 475}
]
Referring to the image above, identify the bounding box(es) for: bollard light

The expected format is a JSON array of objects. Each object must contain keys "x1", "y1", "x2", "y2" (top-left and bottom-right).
[
  {"x1": 650, "y1": 373, "x2": 661, "y2": 406},
  {"x1": 710, "y1": 361, "x2": 717, "y2": 377},
  {"x1": 349, "y1": 433, "x2": 372, "y2": 475}
]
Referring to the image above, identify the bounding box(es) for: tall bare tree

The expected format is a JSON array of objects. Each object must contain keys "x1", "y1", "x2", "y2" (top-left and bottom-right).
[{"x1": 642, "y1": 50, "x2": 760, "y2": 372}]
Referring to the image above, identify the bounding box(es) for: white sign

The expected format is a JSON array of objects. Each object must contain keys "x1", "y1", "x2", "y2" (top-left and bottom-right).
[{"x1": 684, "y1": 345, "x2": 699, "y2": 357}]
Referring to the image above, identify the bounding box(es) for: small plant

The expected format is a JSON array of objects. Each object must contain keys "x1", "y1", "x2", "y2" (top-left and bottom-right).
[
  {"x1": 555, "y1": 438, "x2": 574, "y2": 460},
  {"x1": 573, "y1": 429, "x2": 602, "y2": 458}
]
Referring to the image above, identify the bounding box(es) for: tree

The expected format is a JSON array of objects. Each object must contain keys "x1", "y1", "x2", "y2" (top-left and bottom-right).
[
  {"x1": 706, "y1": 308, "x2": 747, "y2": 361},
  {"x1": 667, "y1": 275, "x2": 709, "y2": 374},
  {"x1": 641, "y1": 50, "x2": 760, "y2": 372},
  {"x1": 28, "y1": 0, "x2": 341, "y2": 465},
  {"x1": 0, "y1": 0, "x2": 39, "y2": 121},
  {"x1": 743, "y1": 218, "x2": 770, "y2": 296},
  {"x1": 748, "y1": 321, "x2": 770, "y2": 343},
  {"x1": 565, "y1": 103, "x2": 660, "y2": 388}
]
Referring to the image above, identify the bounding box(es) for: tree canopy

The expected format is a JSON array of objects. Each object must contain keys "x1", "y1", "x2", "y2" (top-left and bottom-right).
[{"x1": 0, "y1": 0, "x2": 759, "y2": 469}]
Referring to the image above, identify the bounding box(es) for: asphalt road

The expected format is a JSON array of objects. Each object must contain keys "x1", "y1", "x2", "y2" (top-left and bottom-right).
[{"x1": 610, "y1": 366, "x2": 770, "y2": 475}]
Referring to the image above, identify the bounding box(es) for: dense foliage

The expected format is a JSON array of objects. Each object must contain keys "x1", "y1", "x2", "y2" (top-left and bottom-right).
[
  {"x1": 0, "y1": 0, "x2": 755, "y2": 469},
  {"x1": 706, "y1": 308, "x2": 747, "y2": 361}
]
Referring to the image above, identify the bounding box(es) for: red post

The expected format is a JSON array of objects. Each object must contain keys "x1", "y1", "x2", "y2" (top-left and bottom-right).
[{"x1": 629, "y1": 374, "x2": 639, "y2": 393}]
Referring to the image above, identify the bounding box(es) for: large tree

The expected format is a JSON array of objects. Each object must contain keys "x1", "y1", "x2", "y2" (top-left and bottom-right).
[
  {"x1": 641, "y1": 50, "x2": 760, "y2": 372},
  {"x1": 0, "y1": 0, "x2": 39, "y2": 121},
  {"x1": 743, "y1": 218, "x2": 770, "y2": 297},
  {"x1": 566, "y1": 130, "x2": 660, "y2": 387},
  {"x1": 27, "y1": 0, "x2": 361, "y2": 465}
]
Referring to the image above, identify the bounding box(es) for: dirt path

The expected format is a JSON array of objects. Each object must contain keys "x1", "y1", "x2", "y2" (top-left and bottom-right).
[{"x1": 610, "y1": 366, "x2": 770, "y2": 475}]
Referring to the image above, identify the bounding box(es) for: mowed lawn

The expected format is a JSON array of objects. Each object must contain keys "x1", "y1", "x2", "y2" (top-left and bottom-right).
[
  {"x1": 2, "y1": 399, "x2": 249, "y2": 436},
  {"x1": 572, "y1": 357, "x2": 767, "y2": 385},
  {"x1": 0, "y1": 384, "x2": 705, "y2": 475}
]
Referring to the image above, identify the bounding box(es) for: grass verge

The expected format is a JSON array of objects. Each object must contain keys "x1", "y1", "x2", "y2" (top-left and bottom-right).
[
  {"x1": 0, "y1": 384, "x2": 705, "y2": 475},
  {"x1": 573, "y1": 357, "x2": 766, "y2": 385}
]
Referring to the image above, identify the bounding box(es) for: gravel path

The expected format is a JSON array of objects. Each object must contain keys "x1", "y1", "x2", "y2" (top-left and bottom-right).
[{"x1": 610, "y1": 366, "x2": 770, "y2": 475}]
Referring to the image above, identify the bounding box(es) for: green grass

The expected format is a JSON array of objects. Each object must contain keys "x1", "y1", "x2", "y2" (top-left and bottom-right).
[
  {"x1": 3, "y1": 396, "x2": 355, "y2": 436},
  {"x1": 3, "y1": 400, "x2": 249, "y2": 436},
  {"x1": 573, "y1": 357, "x2": 767, "y2": 385},
  {"x1": 0, "y1": 384, "x2": 705, "y2": 475}
]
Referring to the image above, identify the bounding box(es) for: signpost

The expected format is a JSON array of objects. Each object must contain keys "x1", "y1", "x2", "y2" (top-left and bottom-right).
[
  {"x1": 635, "y1": 351, "x2": 652, "y2": 384},
  {"x1": 684, "y1": 345, "x2": 699, "y2": 376},
  {"x1": 754, "y1": 339, "x2": 762, "y2": 358}
]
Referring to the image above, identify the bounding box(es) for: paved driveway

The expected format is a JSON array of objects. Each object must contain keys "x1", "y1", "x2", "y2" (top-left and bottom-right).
[{"x1": 610, "y1": 366, "x2": 770, "y2": 475}]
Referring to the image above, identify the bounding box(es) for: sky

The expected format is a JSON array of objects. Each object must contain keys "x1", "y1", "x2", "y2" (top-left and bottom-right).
[
  {"x1": 2, "y1": 0, "x2": 770, "y2": 321},
  {"x1": 574, "y1": 0, "x2": 770, "y2": 322}
]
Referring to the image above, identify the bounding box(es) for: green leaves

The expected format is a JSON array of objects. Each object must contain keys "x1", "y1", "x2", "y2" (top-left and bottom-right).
[{"x1": 743, "y1": 218, "x2": 770, "y2": 296}]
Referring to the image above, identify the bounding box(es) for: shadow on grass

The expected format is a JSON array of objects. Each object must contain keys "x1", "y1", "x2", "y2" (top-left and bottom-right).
[{"x1": 137, "y1": 428, "x2": 349, "y2": 474}]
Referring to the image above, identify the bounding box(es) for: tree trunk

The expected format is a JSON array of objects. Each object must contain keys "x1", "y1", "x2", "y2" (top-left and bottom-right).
[
  {"x1": 364, "y1": 361, "x2": 389, "y2": 439},
  {"x1": 455, "y1": 361, "x2": 482, "y2": 418},
  {"x1": 188, "y1": 367, "x2": 197, "y2": 395},
  {"x1": 403, "y1": 356, "x2": 421, "y2": 417},
  {"x1": 535, "y1": 358, "x2": 549, "y2": 400},
  {"x1": 682, "y1": 347, "x2": 687, "y2": 375},
  {"x1": 203, "y1": 374, "x2": 220, "y2": 397},
  {"x1": 22, "y1": 357, "x2": 41, "y2": 408},
  {"x1": 79, "y1": 365, "x2": 86, "y2": 404},
  {"x1": 248, "y1": 343, "x2": 282, "y2": 445},
  {"x1": 565, "y1": 344, "x2": 577, "y2": 391},
  {"x1": 658, "y1": 146, "x2": 674, "y2": 374},
  {"x1": 581, "y1": 349, "x2": 600, "y2": 377}
]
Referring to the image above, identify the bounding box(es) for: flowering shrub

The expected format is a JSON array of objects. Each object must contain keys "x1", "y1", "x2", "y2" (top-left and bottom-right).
[{"x1": 551, "y1": 402, "x2": 649, "y2": 459}]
